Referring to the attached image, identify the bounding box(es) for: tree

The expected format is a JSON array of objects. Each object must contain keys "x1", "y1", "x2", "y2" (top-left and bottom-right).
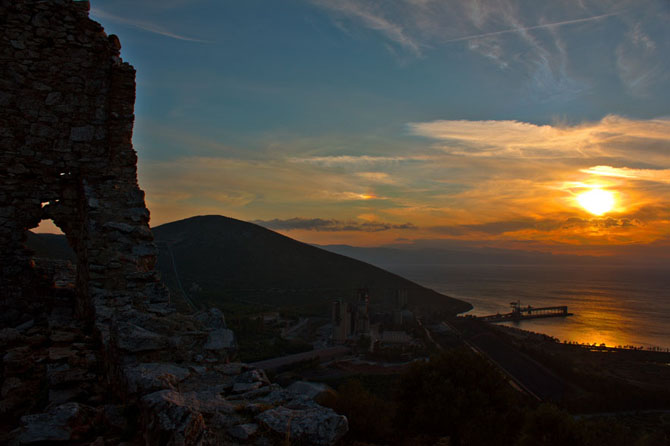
[
  {"x1": 320, "y1": 379, "x2": 395, "y2": 443},
  {"x1": 395, "y1": 348, "x2": 523, "y2": 445},
  {"x1": 515, "y1": 404, "x2": 583, "y2": 446}
]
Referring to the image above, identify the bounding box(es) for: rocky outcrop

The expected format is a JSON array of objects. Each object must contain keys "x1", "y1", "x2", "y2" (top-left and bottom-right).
[
  {"x1": 257, "y1": 405, "x2": 349, "y2": 446},
  {"x1": 0, "y1": 1, "x2": 347, "y2": 444},
  {"x1": 19, "y1": 402, "x2": 97, "y2": 444},
  {"x1": 2, "y1": 268, "x2": 348, "y2": 444}
]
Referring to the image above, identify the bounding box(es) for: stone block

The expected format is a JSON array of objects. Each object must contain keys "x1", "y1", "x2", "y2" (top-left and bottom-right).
[
  {"x1": 123, "y1": 362, "x2": 191, "y2": 394},
  {"x1": 141, "y1": 390, "x2": 206, "y2": 446},
  {"x1": 45, "y1": 91, "x2": 62, "y2": 105},
  {"x1": 286, "y1": 381, "x2": 334, "y2": 402},
  {"x1": 256, "y1": 405, "x2": 348, "y2": 446},
  {"x1": 204, "y1": 328, "x2": 236, "y2": 351},
  {"x1": 69, "y1": 125, "x2": 94, "y2": 141},
  {"x1": 194, "y1": 308, "x2": 227, "y2": 330},
  {"x1": 228, "y1": 423, "x2": 258, "y2": 441},
  {"x1": 19, "y1": 402, "x2": 96, "y2": 444},
  {"x1": 116, "y1": 323, "x2": 168, "y2": 353}
]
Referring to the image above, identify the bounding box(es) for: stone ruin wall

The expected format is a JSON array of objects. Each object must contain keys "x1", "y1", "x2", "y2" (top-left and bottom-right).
[
  {"x1": 0, "y1": 0, "x2": 167, "y2": 330},
  {"x1": 1, "y1": 1, "x2": 347, "y2": 444}
]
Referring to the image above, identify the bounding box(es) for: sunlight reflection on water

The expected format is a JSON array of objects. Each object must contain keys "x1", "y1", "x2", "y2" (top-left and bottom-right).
[{"x1": 388, "y1": 264, "x2": 670, "y2": 349}]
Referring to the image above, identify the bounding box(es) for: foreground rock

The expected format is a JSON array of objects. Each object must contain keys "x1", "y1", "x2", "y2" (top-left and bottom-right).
[
  {"x1": 19, "y1": 402, "x2": 95, "y2": 444},
  {"x1": 257, "y1": 404, "x2": 349, "y2": 445}
]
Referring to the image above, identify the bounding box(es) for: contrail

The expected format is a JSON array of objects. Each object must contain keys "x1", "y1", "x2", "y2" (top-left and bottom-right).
[
  {"x1": 90, "y1": 7, "x2": 211, "y2": 43},
  {"x1": 444, "y1": 12, "x2": 619, "y2": 43}
]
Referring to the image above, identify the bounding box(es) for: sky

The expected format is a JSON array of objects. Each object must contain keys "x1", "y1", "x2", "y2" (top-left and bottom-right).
[{"x1": 77, "y1": 0, "x2": 670, "y2": 255}]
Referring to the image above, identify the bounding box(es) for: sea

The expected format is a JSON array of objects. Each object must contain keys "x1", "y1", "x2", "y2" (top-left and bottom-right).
[{"x1": 386, "y1": 263, "x2": 670, "y2": 350}]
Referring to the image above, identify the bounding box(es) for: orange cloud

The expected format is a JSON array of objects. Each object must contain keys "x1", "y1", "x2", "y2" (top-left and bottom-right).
[
  {"x1": 582, "y1": 165, "x2": 670, "y2": 183},
  {"x1": 409, "y1": 115, "x2": 670, "y2": 159},
  {"x1": 133, "y1": 116, "x2": 670, "y2": 251}
]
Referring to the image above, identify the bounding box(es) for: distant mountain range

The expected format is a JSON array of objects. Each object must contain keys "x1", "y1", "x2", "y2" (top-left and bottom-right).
[
  {"x1": 27, "y1": 215, "x2": 472, "y2": 315},
  {"x1": 26, "y1": 232, "x2": 75, "y2": 262},
  {"x1": 318, "y1": 244, "x2": 607, "y2": 267}
]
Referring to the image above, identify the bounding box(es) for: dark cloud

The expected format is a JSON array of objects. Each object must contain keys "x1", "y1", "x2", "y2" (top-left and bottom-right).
[
  {"x1": 254, "y1": 218, "x2": 417, "y2": 232},
  {"x1": 559, "y1": 217, "x2": 642, "y2": 229},
  {"x1": 430, "y1": 217, "x2": 644, "y2": 236},
  {"x1": 430, "y1": 220, "x2": 539, "y2": 236},
  {"x1": 626, "y1": 203, "x2": 670, "y2": 221}
]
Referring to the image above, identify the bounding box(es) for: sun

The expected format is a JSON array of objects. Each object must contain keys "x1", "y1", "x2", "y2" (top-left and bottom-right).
[{"x1": 577, "y1": 188, "x2": 615, "y2": 216}]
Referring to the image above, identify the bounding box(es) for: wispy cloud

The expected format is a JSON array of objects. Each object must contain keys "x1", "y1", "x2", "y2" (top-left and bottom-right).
[
  {"x1": 310, "y1": 0, "x2": 422, "y2": 55},
  {"x1": 309, "y1": 1, "x2": 649, "y2": 100},
  {"x1": 354, "y1": 172, "x2": 397, "y2": 184},
  {"x1": 468, "y1": 3, "x2": 589, "y2": 100},
  {"x1": 91, "y1": 7, "x2": 211, "y2": 43},
  {"x1": 616, "y1": 21, "x2": 664, "y2": 96},
  {"x1": 140, "y1": 155, "x2": 398, "y2": 227},
  {"x1": 289, "y1": 155, "x2": 431, "y2": 167},
  {"x1": 320, "y1": 191, "x2": 383, "y2": 201},
  {"x1": 442, "y1": 12, "x2": 619, "y2": 44},
  {"x1": 582, "y1": 166, "x2": 670, "y2": 183},
  {"x1": 408, "y1": 116, "x2": 670, "y2": 159}
]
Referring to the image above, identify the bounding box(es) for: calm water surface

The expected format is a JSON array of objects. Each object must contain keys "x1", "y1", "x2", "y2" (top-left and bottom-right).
[{"x1": 387, "y1": 264, "x2": 670, "y2": 349}]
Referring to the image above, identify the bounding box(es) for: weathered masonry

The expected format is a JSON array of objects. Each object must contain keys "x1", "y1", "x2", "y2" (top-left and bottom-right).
[{"x1": 0, "y1": 0, "x2": 168, "y2": 329}]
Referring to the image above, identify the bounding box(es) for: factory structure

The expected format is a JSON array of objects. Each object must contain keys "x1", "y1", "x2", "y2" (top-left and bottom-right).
[
  {"x1": 331, "y1": 289, "x2": 417, "y2": 349},
  {"x1": 331, "y1": 288, "x2": 370, "y2": 344}
]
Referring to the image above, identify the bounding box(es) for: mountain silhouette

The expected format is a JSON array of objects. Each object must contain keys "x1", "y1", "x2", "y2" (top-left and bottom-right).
[{"x1": 152, "y1": 215, "x2": 470, "y2": 314}]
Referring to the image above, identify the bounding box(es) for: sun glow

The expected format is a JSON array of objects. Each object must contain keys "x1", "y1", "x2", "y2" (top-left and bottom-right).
[{"x1": 577, "y1": 188, "x2": 615, "y2": 215}]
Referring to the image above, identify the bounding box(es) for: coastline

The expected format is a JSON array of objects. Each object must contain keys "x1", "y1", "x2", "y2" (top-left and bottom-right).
[{"x1": 380, "y1": 263, "x2": 670, "y2": 351}]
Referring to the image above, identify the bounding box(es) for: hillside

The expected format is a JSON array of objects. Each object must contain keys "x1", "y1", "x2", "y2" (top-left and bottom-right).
[
  {"x1": 26, "y1": 215, "x2": 471, "y2": 315},
  {"x1": 151, "y1": 215, "x2": 471, "y2": 314},
  {"x1": 26, "y1": 232, "x2": 76, "y2": 262}
]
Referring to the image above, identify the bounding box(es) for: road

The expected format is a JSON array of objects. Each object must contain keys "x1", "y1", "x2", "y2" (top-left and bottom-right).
[
  {"x1": 443, "y1": 318, "x2": 575, "y2": 402},
  {"x1": 249, "y1": 346, "x2": 351, "y2": 372}
]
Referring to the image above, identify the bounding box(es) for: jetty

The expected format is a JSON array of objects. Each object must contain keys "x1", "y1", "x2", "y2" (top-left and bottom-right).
[{"x1": 479, "y1": 300, "x2": 572, "y2": 323}]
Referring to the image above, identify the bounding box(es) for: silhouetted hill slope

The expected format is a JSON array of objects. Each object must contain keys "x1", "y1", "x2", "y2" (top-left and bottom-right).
[{"x1": 152, "y1": 215, "x2": 471, "y2": 314}]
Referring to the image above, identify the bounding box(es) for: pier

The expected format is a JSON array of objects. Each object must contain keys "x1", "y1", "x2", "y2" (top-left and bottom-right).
[{"x1": 479, "y1": 301, "x2": 573, "y2": 323}]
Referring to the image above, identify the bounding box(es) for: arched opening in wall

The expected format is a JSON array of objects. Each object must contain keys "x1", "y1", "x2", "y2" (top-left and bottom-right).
[{"x1": 26, "y1": 215, "x2": 77, "y2": 290}]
